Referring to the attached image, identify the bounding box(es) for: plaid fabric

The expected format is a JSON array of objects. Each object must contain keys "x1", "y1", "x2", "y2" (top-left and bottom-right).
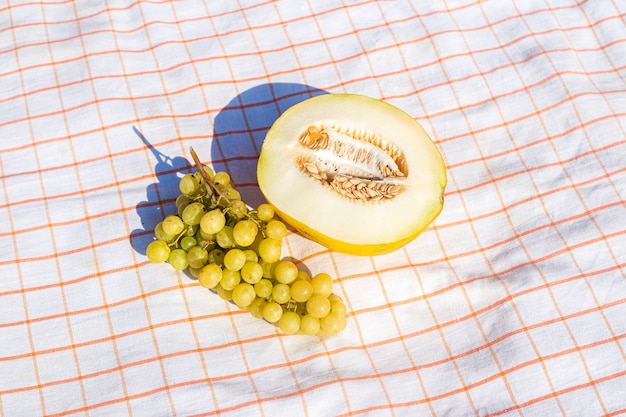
[{"x1": 1, "y1": 1, "x2": 625, "y2": 416}]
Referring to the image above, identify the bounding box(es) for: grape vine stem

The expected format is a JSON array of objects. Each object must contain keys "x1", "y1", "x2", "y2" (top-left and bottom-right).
[{"x1": 189, "y1": 147, "x2": 232, "y2": 206}]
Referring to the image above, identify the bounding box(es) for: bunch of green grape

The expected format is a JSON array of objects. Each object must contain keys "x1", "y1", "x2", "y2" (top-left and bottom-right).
[{"x1": 146, "y1": 153, "x2": 347, "y2": 337}]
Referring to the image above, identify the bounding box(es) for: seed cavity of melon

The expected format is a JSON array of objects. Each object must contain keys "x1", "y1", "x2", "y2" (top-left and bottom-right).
[{"x1": 294, "y1": 123, "x2": 407, "y2": 201}]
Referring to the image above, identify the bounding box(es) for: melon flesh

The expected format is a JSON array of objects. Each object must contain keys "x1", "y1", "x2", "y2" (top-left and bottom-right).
[{"x1": 257, "y1": 93, "x2": 446, "y2": 256}]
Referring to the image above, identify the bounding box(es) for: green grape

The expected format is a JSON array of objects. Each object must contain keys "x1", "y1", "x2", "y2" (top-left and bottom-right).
[
  {"x1": 262, "y1": 302, "x2": 283, "y2": 323},
  {"x1": 187, "y1": 245, "x2": 209, "y2": 269},
  {"x1": 179, "y1": 173, "x2": 200, "y2": 195},
  {"x1": 241, "y1": 261, "x2": 263, "y2": 284},
  {"x1": 233, "y1": 219, "x2": 258, "y2": 247},
  {"x1": 213, "y1": 171, "x2": 231, "y2": 188},
  {"x1": 329, "y1": 294, "x2": 347, "y2": 315},
  {"x1": 248, "y1": 297, "x2": 267, "y2": 318},
  {"x1": 258, "y1": 238, "x2": 281, "y2": 263},
  {"x1": 254, "y1": 278, "x2": 273, "y2": 298},
  {"x1": 200, "y1": 209, "x2": 226, "y2": 235},
  {"x1": 180, "y1": 236, "x2": 197, "y2": 251},
  {"x1": 207, "y1": 248, "x2": 225, "y2": 265},
  {"x1": 216, "y1": 284, "x2": 233, "y2": 301},
  {"x1": 154, "y1": 222, "x2": 177, "y2": 243},
  {"x1": 220, "y1": 269, "x2": 241, "y2": 290},
  {"x1": 306, "y1": 294, "x2": 331, "y2": 319},
  {"x1": 188, "y1": 265, "x2": 202, "y2": 278},
  {"x1": 320, "y1": 311, "x2": 346, "y2": 335},
  {"x1": 265, "y1": 219, "x2": 287, "y2": 240},
  {"x1": 183, "y1": 224, "x2": 198, "y2": 237},
  {"x1": 223, "y1": 248, "x2": 246, "y2": 271},
  {"x1": 311, "y1": 273, "x2": 333, "y2": 297},
  {"x1": 272, "y1": 283, "x2": 291, "y2": 304},
  {"x1": 224, "y1": 187, "x2": 242, "y2": 202},
  {"x1": 232, "y1": 283, "x2": 256, "y2": 308},
  {"x1": 299, "y1": 315, "x2": 320, "y2": 336},
  {"x1": 228, "y1": 199, "x2": 247, "y2": 220},
  {"x1": 203, "y1": 166, "x2": 215, "y2": 180},
  {"x1": 198, "y1": 263, "x2": 222, "y2": 289},
  {"x1": 175, "y1": 194, "x2": 190, "y2": 208},
  {"x1": 259, "y1": 259, "x2": 276, "y2": 278},
  {"x1": 146, "y1": 240, "x2": 170, "y2": 263},
  {"x1": 198, "y1": 228, "x2": 217, "y2": 243},
  {"x1": 216, "y1": 225, "x2": 236, "y2": 249},
  {"x1": 279, "y1": 311, "x2": 300, "y2": 335},
  {"x1": 194, "y1": 232, "x2": 208, "y2": 248},
  {"x1": 273, "y1": 260, "x2": 298, "y2": 284},
  {"x1": 328, "y1": 294, "x2": 343, "y2": 303},
  {"x1": 290, "y1": 279, "x2": 314, "y2": 302},
  {"x1": 182, "y1": 202, "x2": 206, "y2": 226},
  {"x1": 194, "y1": 166, "x2": 215, "y2": 182},
  {"x1": 297, "y1": 270, "x2": 311, "y2": 281},
  {"x1": 331, "y1": 300, "x2": 347, "y2": 315},
  {"x1": 168, "y1": 248, "x2": 189, "y2": 270},
  {"x1": 177, "y1": 202, "x2": 188, "y2": 217},
  {"x1": 243, "y1": 249, "x2": 258, "y2": 263},
  {"x1": 161, "y1": 215, "x2": 185, "y2": 236},
  {"x1": 256, "y1": 203, "x2": 274, "y2": 221}
]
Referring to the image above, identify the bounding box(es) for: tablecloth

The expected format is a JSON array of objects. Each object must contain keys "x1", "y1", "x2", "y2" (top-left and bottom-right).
[{"x1": 2, "y1": 1, "x2": 625, "y2": 416}]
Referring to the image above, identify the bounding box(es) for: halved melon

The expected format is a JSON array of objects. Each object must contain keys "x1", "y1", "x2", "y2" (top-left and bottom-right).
[{"x1": 257, "y1": 93, "x2": 446, "y2": 256}]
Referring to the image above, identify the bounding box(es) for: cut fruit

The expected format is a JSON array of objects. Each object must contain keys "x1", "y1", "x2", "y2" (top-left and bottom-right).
[{"x1": 257, "y1": 93, "x2": 447, "y2": 256}]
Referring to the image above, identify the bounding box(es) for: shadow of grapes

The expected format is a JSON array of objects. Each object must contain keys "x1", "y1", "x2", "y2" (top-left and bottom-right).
[
  {"x1": 129, "y1": 127, "x2": 191, "y2": 256},
  {"x1": 130, "y1": 82, "x2": 328, "y2": 257}
]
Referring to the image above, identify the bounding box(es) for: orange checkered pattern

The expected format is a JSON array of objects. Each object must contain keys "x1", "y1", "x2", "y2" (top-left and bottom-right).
[{"x1": 2, "y1": 1, "x2": 625, "y2": 416}]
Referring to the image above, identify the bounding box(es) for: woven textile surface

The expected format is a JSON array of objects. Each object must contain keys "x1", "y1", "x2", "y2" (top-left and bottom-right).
[{"x1": 1, "y1": 1, "x2": 625, "y2": 416}]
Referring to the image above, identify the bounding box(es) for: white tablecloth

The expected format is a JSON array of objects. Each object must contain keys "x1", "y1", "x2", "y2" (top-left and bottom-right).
[{"x1": 1, "y1": 1, "x2": 625, "y2": 416}]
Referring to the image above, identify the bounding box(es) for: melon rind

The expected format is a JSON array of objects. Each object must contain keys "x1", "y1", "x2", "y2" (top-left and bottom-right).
[{"x1": 257, "y1": 93, "x2": 447, "y2": 256}]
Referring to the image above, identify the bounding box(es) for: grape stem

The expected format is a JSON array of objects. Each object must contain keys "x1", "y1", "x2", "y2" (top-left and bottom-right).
[{"x1": 189, "y1": 147, "x2": 232, "y2": 207}]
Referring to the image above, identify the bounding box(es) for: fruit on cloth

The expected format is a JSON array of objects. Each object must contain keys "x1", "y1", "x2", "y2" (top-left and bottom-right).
[
  {"x1": 146, "y1": 148, "x2": 347, "y2": 337},
  {"x1": 257, "y1": 93, "x2": 447, "y2": 256}
]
